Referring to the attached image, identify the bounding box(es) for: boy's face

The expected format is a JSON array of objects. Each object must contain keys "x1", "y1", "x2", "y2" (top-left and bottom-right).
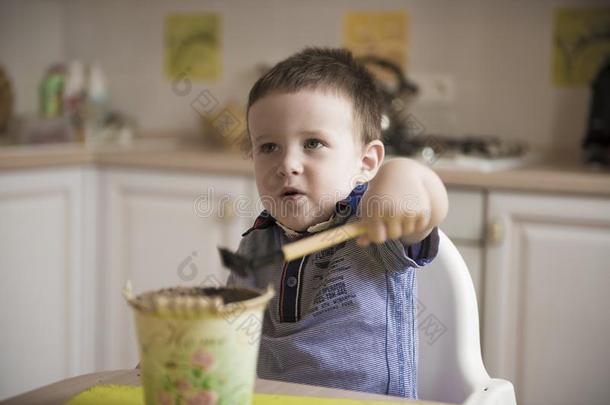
[{"x1": 248, "y1": 90, "x2": 365, "y2": 231}]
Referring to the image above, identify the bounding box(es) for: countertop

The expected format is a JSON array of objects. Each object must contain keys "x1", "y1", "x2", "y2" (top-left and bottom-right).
[{"x1": 1, "y1": 139, "x2": 610, "y2": 197}]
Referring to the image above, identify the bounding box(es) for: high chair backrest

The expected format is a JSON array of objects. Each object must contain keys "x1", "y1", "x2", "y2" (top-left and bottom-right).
[{"x1": 417, "y1": 230, "x2": 514, "y2": 404}]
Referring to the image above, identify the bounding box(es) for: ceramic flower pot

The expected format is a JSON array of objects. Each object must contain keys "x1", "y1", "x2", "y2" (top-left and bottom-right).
[{"x1": 124, "y1": 285, "x2": 274, "y2": 405}]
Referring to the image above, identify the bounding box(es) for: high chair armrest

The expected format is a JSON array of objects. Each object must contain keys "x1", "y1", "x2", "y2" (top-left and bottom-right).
[{"x1": 462, "y1": 378, "x2": 517, "y2": 405}]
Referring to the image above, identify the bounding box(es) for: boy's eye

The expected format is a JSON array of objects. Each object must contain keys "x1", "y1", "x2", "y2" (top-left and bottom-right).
[
  {"x1": 259, "y1": 143, "x2": 278, "y2": 154},
  {"x1": 304, "y1": 139, "x2": 324, "y2": 149}
]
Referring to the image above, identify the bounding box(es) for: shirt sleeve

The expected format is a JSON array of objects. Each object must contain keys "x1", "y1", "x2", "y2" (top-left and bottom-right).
[
  {"x1": 367, "y1": 227, "x2": 440, "y2": 272},
  {"x1": 400, "y1": 226, "x2": 440, "y2": 267}
]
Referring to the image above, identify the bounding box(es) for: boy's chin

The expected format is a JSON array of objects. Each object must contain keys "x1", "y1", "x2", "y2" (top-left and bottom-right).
[
  {"x1": 277, "y1": 215, "x2": 327, "y2": 233},
  {"x1": 278, "y1": 217, "x2": 313, "y2": 232}
]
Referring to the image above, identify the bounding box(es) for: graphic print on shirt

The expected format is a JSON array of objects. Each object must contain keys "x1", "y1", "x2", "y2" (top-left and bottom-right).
[
  {"x1": 306, "y1": 248, "x2": 357, "y2": 319},
  {"x1": 311, "y1": 241, "x2": 347, "y2": 269}
]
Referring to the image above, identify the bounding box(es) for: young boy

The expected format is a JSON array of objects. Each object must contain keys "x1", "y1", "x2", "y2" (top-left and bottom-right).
[{"x1": 226, "y1": 47, "x2": 448, "y2": 399}]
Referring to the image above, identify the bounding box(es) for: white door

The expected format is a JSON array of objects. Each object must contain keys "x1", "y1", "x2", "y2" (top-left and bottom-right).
[
  {"x1": 101, "y1": 168, "x2": 254, "y2": 369},
  {"x1": 484, "y1": 192, "x2": 610, "y2": 405},
  {"x1": 0, "y1": 168, "x2": 93, "y2": 399}
]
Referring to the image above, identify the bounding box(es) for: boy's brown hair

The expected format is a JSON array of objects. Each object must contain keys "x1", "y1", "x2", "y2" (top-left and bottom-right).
[{"x1": 243, "y1": 47, "x2": 382, "y2": 155}]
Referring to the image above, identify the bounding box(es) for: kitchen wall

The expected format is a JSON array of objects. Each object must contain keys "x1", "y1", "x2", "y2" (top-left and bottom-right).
[
  {"x1": 0, "y1": 0, "x2": 66, "y2": 116},
  {"x1": 1, "y1": 0, "x2": 607, "y2": 151}
]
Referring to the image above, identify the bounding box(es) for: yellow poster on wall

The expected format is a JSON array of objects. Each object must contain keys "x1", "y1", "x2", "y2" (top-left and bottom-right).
[
  {"x1": 343, "y1": 11, "x2": 408, "y2": 70},
  {"x1": 553, "y1": 8, "x2": 610, "y2": 86},
  {"x1": 164, "y1": 13, "x2": 222, "y2": 81}
]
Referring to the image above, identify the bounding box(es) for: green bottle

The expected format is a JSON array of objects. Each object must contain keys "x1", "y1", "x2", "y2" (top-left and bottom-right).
[{"x1": 39, "y1": 65, "x2": 65, "y2": 118}]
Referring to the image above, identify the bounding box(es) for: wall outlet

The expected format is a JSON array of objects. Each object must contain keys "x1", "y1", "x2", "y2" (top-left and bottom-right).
[{"x1": 412, "y1": 73, "x2": 456, "y2": 104}]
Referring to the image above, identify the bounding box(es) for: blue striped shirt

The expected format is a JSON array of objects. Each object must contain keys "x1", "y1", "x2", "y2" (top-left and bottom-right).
[{"x1": 226, "y1": 183, "x2": 439, "y2": 398}]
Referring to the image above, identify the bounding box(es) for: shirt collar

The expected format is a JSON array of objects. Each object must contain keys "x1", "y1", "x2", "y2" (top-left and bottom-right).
[{"x1": 242, "y1": 182, "x2": 368, "y2": 238}]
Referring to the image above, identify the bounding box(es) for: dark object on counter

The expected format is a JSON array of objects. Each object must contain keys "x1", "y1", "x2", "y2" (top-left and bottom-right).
[
  {"x1": 583, "y1": 58, "x2": 610, "y2": 167},
  {"x1": 0, "y1": 65, "x2": 14, "y2": 134},
  {"x1": 391, "y1": 133, "x2": 525, "y2": 163},
  {"x1": 357, "y1": 56, "x2": 419, "y2": 153}
]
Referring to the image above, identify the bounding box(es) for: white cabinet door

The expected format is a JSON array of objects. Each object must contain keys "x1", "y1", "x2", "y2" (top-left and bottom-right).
[
  {"x1": 443, "y1": 188, "x2": 485, "y2": 241},
  {"x1": 0, "y1": 168, "x2": 94, "y2": 400},
  {"x1": 101, "y1": 168, "x2": 254, "y2": 369},
  {"x1": 484, "y1": 192, "x2": 610, "y2": 405}
]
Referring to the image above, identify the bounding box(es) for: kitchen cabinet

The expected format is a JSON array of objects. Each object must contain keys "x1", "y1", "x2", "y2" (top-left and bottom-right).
[
  {"x1": 483, "y1": 192, "x2": 610, "y2": 405},
  {"x1": 0, "y1": 166, "x2": 257, "y2": 399},
  {"x1": 100, "y1": 168, "x2": 255, "y2": 370},
  {"x1": 0, "y1": 167, "x2": 97, "y2": 399}
]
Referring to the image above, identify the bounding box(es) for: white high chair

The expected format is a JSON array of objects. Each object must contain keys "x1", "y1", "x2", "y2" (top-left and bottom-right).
[{"x1": 417, "y1": 230, "x2": 517, "y2": 405}]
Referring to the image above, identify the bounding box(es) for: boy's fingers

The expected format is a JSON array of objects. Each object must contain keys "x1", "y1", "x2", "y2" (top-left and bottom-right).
[
  {"x1": 385, "y1": 219, "x2": 402, "y2": 240},
  {"x1": 356, "y1": 235, "x2": 370, "y2": 247},
  {"x1": 415, "y1": 212, "x2": 429, "y2": 233},
  {"x1": 402, "y1": 217, "x2": 416, "y2": 236}
]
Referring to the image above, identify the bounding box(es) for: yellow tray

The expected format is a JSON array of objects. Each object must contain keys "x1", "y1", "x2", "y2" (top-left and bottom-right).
[{"x1": 65, "y1": 384, "x2": 438, "y2": 405}]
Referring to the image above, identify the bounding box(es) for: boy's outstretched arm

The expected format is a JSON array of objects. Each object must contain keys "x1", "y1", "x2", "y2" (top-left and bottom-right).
[{"x1": 357, "y1": 157, "x2": 448, "y2": 246}]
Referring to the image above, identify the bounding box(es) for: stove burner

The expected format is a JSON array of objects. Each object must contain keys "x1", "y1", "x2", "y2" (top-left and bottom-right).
[{"x1": 386, "y1": 134, "x2": 525, "y2": 161}]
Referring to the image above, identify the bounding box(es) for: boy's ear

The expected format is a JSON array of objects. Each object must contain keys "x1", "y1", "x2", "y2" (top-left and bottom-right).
[{"x1": 360, "y1": 140, "x2": 385, "y2": 180}]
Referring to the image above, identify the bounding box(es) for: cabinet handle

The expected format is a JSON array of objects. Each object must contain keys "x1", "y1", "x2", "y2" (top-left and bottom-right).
[{"x1": 486, "y1": 218, "x2": 505, "y2": 246}]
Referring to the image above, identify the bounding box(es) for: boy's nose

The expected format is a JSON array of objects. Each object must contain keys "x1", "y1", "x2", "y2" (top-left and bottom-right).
[{"x1": 277, "y1": 152, "x2": 304, "y2": 177}]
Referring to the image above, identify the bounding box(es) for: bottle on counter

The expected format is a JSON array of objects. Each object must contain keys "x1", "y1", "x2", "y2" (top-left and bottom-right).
[
  {"x1": 63, "y1": 61, "x2": 87, "y2": 142},
  {"x1": 84, "y1": 62, "x2": 109, "y2": 145},
  {"x1": 39, "y1": 64, "x2": 66, "y2": 118},
  {"x1": 0, "y1": 65, "x2": 14, "y2": 136}
]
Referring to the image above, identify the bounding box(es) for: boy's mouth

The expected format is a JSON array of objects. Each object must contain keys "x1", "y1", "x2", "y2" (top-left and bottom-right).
[{"x1": 280, "y1": 187, "x2": 306, "y2": 200}]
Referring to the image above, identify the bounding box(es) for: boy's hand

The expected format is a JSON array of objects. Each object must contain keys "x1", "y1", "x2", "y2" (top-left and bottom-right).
[{"x1": 356, "y1": 158, "x2": 447, "y2": 247}]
